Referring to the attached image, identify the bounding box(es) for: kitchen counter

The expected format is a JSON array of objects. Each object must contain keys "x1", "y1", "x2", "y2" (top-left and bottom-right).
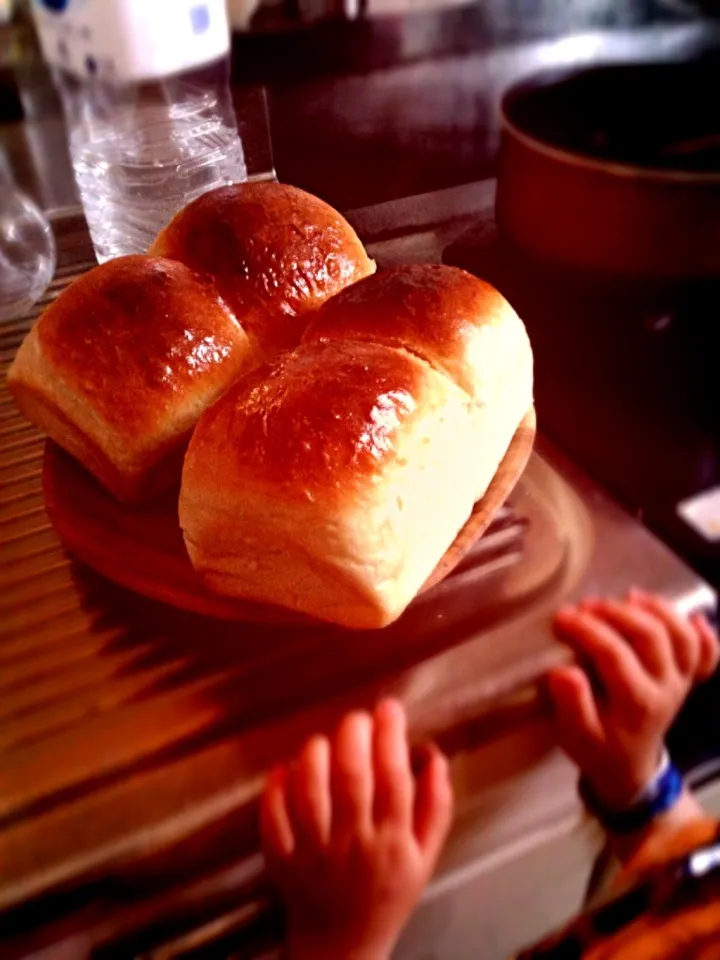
[{"x1": 0, "y1": 190, "x2": 714, "y2": 958}]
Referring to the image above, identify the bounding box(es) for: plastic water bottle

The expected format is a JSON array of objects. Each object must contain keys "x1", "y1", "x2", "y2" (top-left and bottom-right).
[{"x1": 31, "y1": 0, "x2": 248, "y2": 263}]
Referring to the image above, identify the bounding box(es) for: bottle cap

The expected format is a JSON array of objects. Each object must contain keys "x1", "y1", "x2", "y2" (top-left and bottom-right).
[{"x1": 31, "y1": 0, "x2": 231, "y2": 83}]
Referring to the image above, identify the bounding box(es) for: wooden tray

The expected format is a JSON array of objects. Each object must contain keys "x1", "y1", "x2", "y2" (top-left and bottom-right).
[{"x1": 43, "y1": 407, "x2": 536, "y2": 624}]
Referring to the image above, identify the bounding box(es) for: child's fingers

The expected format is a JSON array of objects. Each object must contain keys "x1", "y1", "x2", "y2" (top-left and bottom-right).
[
  {"x1": 553, "y1": 607, "x2": 653, "y2": 715},
  {"x1": 546, "y1": 665, "x2": 604, "y2": 753},
  {"x1": 261, "y1": 765, "x2": 295, "y2": 860},
  {"x1": 330, "y1": 711, "x2": 374, "y2": 843},
  {"x1": 286, "y1": 735, "x2": 332, "y2": 848},
  {"x1": 627, "y1": 589, "x2": 700, "y2": 677},
  {"x1": 691, "y1": 613, "x2": 720, "y2": 681},
  {"x1": 413, "y1": 744, "x2": 453, "y2": 865},
  {"x1": 372, "y1": 698, "x2": 414, "y2": 828},
  {"x1": 582, "y1": 599, "x2": 673, "y2": 679}
]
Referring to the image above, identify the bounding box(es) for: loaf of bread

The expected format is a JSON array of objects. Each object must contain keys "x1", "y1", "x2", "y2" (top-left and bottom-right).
[
  {"x1": 180, "y1": 265, "x2": 533, "y2": 628},
  {"x1": 149, "y1": 181, "x2": 376, "y2": 358},
  {"x1": 8, "y1": 255, "x2": 253, "y2": 503}
]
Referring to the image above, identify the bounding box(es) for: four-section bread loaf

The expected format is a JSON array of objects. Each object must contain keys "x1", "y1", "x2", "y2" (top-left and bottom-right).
[{"x1": 7, "y1": 182, "x2": 532, "y2": 627}]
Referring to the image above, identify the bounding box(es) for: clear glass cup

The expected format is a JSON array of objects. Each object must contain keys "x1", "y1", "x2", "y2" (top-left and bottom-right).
[{"x1": 0, "y1": 148, "x2": 56, "y2": 321}]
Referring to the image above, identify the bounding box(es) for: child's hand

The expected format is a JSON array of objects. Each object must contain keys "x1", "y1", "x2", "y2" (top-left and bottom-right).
[
  {"x1": 548, "y1": 589, "x2": 719, "y2": 812},
  {"x1": 260, "y1": 699, "x2": 453, "y2": 960}
]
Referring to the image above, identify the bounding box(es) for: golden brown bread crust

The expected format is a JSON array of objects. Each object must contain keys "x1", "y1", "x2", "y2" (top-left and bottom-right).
[
  {"x1": 8, "y1": 255, "x2": 253, "y2": 502},
  {"x1": 34, "y1": 255, "x2": 247, "y2": 435},
  {"x1": 179, "y1": 339, "x2": 485, "y2": 627},
  {"x1": 148, "y1": 181, "x2": 376, "y2": 357},
  {"x1": 179, "y1": 267, "x2": 533, "y2": 626},
  {"x1": 182, "y1": 340, "x2": 424, "y2": 508},
  {"x1": 302, "y1": 264, "x2": 523, "y2": 398},
  {"x1": 22, "y1": 385, "x2": 138, "y2": 499}
]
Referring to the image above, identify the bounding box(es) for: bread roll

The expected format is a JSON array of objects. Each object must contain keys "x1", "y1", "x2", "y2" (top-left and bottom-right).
[
  {"x1": 149, "y1": 181, "x2": 376, "y2": 358},
  {"x1": 180, "y1": 340, "x2": 488, "y2": 629},
  {"x1": 303, "y1": 264, "x2": 531, "y2": 403},
  {"x1": 8, "y1": 255, "x2": 253, "y2": 503},
  {"x1": 303, "y1": 264, "x2": 533, "y2": 501}
]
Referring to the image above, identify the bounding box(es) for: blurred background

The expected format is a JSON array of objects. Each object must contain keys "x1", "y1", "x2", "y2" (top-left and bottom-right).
[{"x1": 2, "y1": 0, "x2": 719, "y2": 210}]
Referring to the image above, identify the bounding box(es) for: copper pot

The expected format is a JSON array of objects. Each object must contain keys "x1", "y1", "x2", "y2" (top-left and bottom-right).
[{"x1": 496, "y1": 59, "x2": 720, "y2": 281}]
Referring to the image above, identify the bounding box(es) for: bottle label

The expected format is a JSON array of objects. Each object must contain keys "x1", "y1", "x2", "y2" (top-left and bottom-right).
[{"x1": 30, "y1": 0, "x2": 231, "y2": 83}]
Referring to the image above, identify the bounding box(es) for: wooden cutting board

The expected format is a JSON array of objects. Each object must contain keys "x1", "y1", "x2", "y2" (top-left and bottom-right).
[{"x1": 43, "y1": 408, "x2": 536, "y2": 624}]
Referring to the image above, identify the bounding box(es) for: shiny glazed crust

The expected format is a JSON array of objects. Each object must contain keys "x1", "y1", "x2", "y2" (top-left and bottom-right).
[
  {"x1": 181, "y1": 341, "x2": 428, "y2": 508},
  {"x1": 302, "y1": 263, "x2": 534, "y2": 502},
  {"x1": 179, "y1": 265, "x2": 534, "y2": 627},
  {"x1": 180, "y1": 340, "x2": 488, "y2": 628},
  {"x1": 303, "y1": 263, "x2": 532, "y2": 402},
  {"x1": 7, "y1": 256, "x2": 253, "y2": 503},
  {"x1": 149, "y1": 181, "x2": 376, "y2": 357}
]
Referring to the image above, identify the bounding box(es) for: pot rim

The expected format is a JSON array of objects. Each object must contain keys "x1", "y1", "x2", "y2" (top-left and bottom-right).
[{"x1": 500, "y1": 64, "x2": 720, "y2": 186}]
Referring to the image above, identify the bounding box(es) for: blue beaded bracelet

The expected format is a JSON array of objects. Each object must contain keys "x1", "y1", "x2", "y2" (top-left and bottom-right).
[{"x1": 579, "y1": 750, "x2": 684, "y2": 835}]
